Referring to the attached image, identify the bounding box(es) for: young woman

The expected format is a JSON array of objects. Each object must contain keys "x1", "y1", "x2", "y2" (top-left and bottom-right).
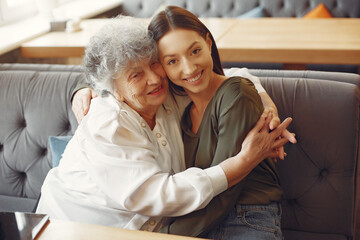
[{"x1": 148, "y1": 6, "x2": 296, "y2": 239}]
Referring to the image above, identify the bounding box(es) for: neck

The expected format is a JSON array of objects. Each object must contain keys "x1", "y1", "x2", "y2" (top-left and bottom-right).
[
  {"x1": 186, "y1": 73, "x2": 226, "y2": 113},
  {"x1": 133, "y1": 106, "x2": 158, "y2": 130},
  {"x1": 142, "y1": 115, "x2": 156, "y2": 130}
]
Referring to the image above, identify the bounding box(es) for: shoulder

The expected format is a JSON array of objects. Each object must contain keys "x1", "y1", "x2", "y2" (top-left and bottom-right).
[
  {"x1": 217, "y1": 77, "x2": 258, "y2": 102},
  {"x1": 214, "y1": 77, "x2": 262, "y2": 115}
]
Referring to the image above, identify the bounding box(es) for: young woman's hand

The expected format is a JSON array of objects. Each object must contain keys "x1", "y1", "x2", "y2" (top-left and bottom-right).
[{"x1": 71, "y1": 88, "x2": 98, "y2": 124}]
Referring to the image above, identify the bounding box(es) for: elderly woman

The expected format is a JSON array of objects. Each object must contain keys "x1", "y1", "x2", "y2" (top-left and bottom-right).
[{"x1": 36, "y1": 16, "x2": 292, "y2": 231}]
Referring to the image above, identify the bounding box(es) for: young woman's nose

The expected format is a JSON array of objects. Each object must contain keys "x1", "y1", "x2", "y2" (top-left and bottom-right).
[{"x1": 181, "y1": 58, "x2": 196, "y2": 75}]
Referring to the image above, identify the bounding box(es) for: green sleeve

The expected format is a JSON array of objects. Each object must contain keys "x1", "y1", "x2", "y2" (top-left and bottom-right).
[{"x1": 161, "y1": 78, "x2": 264, "y2": 237}]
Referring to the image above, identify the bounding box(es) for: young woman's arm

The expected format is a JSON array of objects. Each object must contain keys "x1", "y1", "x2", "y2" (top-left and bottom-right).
[{"x1": 161, "y1": 78, "x2": 293, "y2": 237}]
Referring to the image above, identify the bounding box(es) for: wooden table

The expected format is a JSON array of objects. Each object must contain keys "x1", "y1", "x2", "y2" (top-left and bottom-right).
[
  {"x1": 21, "y1": 18, "x2": 360, "y2": 67},
  {"x1": 20, "y1": 18, "x2": 236, "y2": 59},
  {"x1": 216, "y1": 18, "x2": 360, "y2": 65},
  {"x1": 36, "y1": 219, "x2": 206, "y2": 240}
]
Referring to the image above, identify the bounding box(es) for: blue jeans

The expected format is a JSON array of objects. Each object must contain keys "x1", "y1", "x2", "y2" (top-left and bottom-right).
[{"x1": 206, "y1": 202, "x2": 283, "y2": 240}]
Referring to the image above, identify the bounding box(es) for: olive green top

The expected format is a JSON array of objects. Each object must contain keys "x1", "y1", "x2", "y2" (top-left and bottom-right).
[{"x1": 163, "y1": 77, "x2": 283, "y2": 237}]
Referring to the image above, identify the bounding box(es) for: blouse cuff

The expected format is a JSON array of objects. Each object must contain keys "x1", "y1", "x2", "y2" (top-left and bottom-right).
[{"x1": 204, "y1": 165, "x2": 228, "y2": 197}]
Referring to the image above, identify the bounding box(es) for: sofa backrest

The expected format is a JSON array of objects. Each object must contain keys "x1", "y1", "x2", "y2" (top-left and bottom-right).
[
  {"x1": 258, "y1": 74, "x2": 360, "y2": 239},
  {"x1": 0, "y1": 64, "x2": 82, "y2": 201},
  {"x1": 0, "y1": 64, "x2": 359, "y2": 239},
  {"x1": 121, "y1": 0, "x2": 360, "y2": 18}
]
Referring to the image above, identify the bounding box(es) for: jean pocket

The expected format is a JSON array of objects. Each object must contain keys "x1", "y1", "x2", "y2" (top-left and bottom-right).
[{"x1": 238, "y1": 208, "x2": 280, "y2": 234}]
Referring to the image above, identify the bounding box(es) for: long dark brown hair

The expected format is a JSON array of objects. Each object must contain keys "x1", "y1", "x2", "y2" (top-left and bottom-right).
[{"x1": 148, "y1": 5, "x2": 224, "y2": 95}]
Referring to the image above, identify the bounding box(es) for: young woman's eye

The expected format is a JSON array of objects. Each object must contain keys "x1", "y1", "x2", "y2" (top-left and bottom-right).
[{"x1": 192, "y1": 48, "x2": 201, "y2": 55}]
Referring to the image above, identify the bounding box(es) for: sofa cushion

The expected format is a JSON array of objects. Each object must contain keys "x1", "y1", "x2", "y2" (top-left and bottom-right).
[
  {"x1": 49, "y1": 136, "x2": 72, "y2": 168},
  {"x1": 0, "y1": 195, "x2": 37, "y2": 213},
  {"x1": 304, "y1": 3, "x2": 333, "y2": 18},
  {"x1": 0, "y1": 64, "x2": 82, "y2": 202},
  {"x1": 237, "y1": 6, "x2": 266, "y2": 18}
]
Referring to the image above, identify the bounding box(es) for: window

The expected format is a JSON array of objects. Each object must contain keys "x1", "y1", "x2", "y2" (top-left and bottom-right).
[{"x1": 0, "y1": 0, "x2": 37, "y2": 25}]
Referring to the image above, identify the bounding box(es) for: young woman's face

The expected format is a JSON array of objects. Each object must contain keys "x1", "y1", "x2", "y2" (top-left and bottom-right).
[
  {"x1": 157, "y1": 28, "x2": 213, "y2": 94},
  {"x1": 114, "y1": 59, "x2": 169, "y2": 115}
]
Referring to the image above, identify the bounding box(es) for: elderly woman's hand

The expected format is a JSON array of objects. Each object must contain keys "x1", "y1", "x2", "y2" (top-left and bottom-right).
[
  {"x1": 240, "y1": 110, "x2": 295, "y2": 162},
  {"x1": 72, "y1": 88, "x2": 98, "y2": 124}
]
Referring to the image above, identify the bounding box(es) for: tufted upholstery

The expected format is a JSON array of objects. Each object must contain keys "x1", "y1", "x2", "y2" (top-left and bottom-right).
[
  {"x1": 252, "y1": 69, "x2": 360, "y2": 240},
  {"x1": 0, "y1": 64, "x2": 83, "y2": 212},
  {"x1": 0, "y1": 64, "x2": 359, "y2": 240},
  {"x1": 121, "y1": 0, "x2": 360, "y2": 18}
]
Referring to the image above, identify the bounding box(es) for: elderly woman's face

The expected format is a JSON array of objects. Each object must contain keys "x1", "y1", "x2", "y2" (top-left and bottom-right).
[{"x1": 114, "y1": 59, "x2": 169, "y2": 114}]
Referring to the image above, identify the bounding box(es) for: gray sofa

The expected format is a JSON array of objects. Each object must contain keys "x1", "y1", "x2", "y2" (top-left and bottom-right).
[{"x1": 0, "y1": 63, "x2": 359, "y2": 240}]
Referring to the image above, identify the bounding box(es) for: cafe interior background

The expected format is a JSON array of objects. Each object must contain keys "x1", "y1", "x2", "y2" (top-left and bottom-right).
[
  {"x1": 0, "y1": 0, "x2": 359, "y2": 74},
  {"x1": 0, "y1": 0, "x2": 359, "y2": 239}
]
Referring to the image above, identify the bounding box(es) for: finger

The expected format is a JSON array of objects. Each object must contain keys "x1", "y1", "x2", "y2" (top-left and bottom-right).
[
  {"x1": 272, "y1": 137, "x2": 290, "y2": 149},
  {"x1": 251, "y1": 111, "x2": 269, "y2": 133},
  {"x1": 82, "y1": 97, "x2": 90, "y2": 115},
  {"x1": 260, "y1": 111, "x2": 272, "y2": 132},
  {"x1": 91, "y1": 89, "x2": 98, "y2": 98},
  {"x1": 268, "y1": 150, "x2": 282, "y2": 159},
  {"x1": 74, "y1": 109, "x2": 83, "y2": 124},
  {"x1": 281, "y1": 130, "x2": 297, "y2": 144},
  {"x1": 269, "y1": 117, "x2": 280, "y2": 130},
  {"x1": 278, "y1": 146, "x2": 285, "y2": 160},
  {"x1": 271, "y1": 117, "x2": 292, "y2": 138}
]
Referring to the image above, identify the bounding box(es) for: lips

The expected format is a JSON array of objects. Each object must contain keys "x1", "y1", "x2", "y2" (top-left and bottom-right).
[
  {"x1": 184, "y1": 71, "x2": 203, "y2": 84},
  {"x1": 148, "y1": 85, "x2": 164, "y2": 95}
]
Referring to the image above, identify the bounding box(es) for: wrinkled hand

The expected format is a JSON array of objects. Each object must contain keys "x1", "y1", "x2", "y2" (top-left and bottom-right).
[
  {"x1": 264, "y1": 107, "x2": 296, "y2": 161},
  {"x1": 240, "y1": 110, "x2": 296, "y2": 164},
  {"x1": 71, "y1": 88, "x2": 98, "y2": 124}
]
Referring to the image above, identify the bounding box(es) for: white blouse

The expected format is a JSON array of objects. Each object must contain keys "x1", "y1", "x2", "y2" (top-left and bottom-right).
[{"x1": 37, "y1": 94, "x2": 227, "y2": 231}]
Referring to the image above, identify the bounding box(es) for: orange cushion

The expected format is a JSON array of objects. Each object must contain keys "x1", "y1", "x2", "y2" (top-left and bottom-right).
[{"x1": 304, "y1": 3, "x2": 333, "y2": 18}]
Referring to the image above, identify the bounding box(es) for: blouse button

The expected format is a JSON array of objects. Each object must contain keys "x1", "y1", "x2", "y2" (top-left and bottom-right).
[
  {"x1": 166, "y1": 109, "x2": 172, "y2": 115},
  {"x1": 141, "y1": 122, "x2": 146, "y2": 128},
  {"x1": 161, "y1": 140, "x2": 167, "y2": 146},
  {"x1": 149, "y1": 219, "x2": 156, "y2": 226},
  {"x1": 156, "y1": 132, "x2": 162, "y2": 138}
]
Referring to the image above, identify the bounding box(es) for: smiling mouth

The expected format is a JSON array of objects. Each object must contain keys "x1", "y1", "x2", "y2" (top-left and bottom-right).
[
  {"x1": 185, "y1": 71, "x2": 202, "y2": 83},
  {"x1": 148, "y1": 85, "x2": 163, "y2": 95}
]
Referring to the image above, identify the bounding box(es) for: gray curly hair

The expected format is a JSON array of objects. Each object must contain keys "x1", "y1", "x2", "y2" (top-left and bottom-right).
[{"x1": 83, "y1": 16, "x2": 158, "y2": 95}]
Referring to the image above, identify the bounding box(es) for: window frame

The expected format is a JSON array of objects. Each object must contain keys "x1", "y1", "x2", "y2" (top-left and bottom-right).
[{"x1": 0, "y1": 0, "x2": 38, "y2": 25}]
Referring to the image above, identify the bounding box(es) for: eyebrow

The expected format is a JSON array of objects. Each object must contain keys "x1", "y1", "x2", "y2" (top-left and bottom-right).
[{"x1": 162, "y1": 41, "x2": 200, "y2": 59}]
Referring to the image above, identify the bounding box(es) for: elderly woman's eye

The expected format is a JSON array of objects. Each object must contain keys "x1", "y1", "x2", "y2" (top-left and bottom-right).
[
  {"x1": 167, "y1": 59, "x2": 176, "y2": 65},
  {"x1": 151, "y1": 62, "x2": 161, "y2": 68},
  {"x1": 130, "y1": 73, "x2": 139, "y2": 79}
]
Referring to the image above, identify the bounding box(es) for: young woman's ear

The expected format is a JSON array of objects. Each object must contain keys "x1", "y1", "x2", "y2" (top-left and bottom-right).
[{"x1": 205, "y1": 32, "x2": 212, "y2": 51}]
